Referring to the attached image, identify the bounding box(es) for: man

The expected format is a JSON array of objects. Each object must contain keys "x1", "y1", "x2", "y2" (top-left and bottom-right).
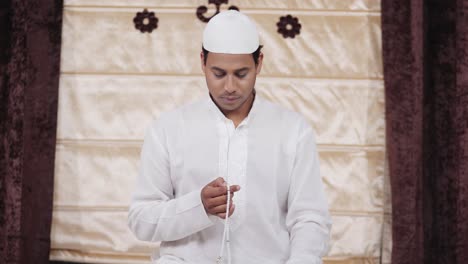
[{"x1": 128, "y1": 10, "x2": 331, "y2": 264}]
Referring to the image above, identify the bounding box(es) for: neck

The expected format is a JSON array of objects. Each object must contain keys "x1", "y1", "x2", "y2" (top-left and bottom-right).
[{"x1": 222, "y1": 92, "x2": 255, "y2": 127}]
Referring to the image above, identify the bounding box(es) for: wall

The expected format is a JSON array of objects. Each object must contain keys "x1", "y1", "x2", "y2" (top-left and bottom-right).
[{"x1": 51, "y1": 1, "x2": 390, "y2": 263}]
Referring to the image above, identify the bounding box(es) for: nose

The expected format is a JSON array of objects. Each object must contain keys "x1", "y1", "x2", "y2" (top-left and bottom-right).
[{"x1": 224, "y1": 75, "x2": 236, "y2": 94}]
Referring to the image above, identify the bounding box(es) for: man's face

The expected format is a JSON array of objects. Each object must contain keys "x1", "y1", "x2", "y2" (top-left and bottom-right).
[{"x1": 201, "y1": 51, "x2": 263, "y2": 114}]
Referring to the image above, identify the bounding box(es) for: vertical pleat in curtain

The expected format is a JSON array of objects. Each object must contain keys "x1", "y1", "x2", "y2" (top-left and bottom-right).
[
  {"x1": 382, "y1": 0, "x2": 468, "y2": 263},
  {"x1": 0, "y1": 0, "x2": 63, "y2": 263}
]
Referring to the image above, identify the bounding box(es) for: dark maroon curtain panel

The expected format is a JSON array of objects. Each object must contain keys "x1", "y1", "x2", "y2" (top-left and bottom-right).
[
  {"x1": 382, "y1": 0, "x2": 468, "y2": 263},
  {"x1": 0, "y1": 1, "x2": 63, "y2": 263}
]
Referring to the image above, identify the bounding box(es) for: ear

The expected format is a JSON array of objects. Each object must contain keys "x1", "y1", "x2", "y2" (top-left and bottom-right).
[
  {"x1": 200, "y1": 51, "x2": 206, "y2": 74},
  {"x1": 255, "y1": 52, "x2": 264, "y2": 75}
]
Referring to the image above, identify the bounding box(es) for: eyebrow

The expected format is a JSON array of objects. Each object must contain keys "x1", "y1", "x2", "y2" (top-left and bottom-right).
[{"x1": 235, "y1": 67, "x2": 250, "y2": 73}]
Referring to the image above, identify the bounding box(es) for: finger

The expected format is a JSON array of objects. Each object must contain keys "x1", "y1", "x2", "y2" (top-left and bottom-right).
[
  {"x1": 205, "y1": 177, "x2": 225, "y2": 188},
  {"x1": 211, "y1": 177, "x2": 226, "y2": 187},
  {"x1": 205, "y1": 186, "x2": 228, "y2": 198},
  {"x1": 215, "y1": 188, "x2": 237, "y2": 197},
  {"x1": 229, "y1": 185, "x2": 241, "y2": 192},
  {"x1": 204, "y1": 183, "x2": 240, "y2": 199},
  {"x1": 210, "y1": 203, "x2": 229, "y2": 214},
  {"x1": 202, "y1": 178, "x2": 223, "y2": 197},
  {"x1": 210, "y1": 200, "x2": 235, "y2": 215},
  {"x1": 206, "y1": 195, "x2": 228, "y2": 208},
  {"x1": 228, "y1": 203, "x2": 236, "y2": 217},
  {"x1": 218, "y1": 204, "x2": 235, "y2": 219},
  {"x1": 209, "y1": 184, "x2": 240, "y2": 198},
  {"x1": 217, "y1": 213, "x2": 226, "y2": 219}
]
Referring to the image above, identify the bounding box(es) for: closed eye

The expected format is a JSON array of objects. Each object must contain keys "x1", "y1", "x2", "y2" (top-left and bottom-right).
[
  {"x1": 235, "y1": 70, "x2": 249, "y2": 78},
  {"x1": 214, "y1": 72, "x2": 226, "y2": 78},
  {"x1": 211, "y1": 67, "x2": 226, "y2": 78}
]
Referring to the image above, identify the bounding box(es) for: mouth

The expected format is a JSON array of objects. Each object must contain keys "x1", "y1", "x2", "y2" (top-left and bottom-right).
[{"x1": 220, "y1": 96, "x2": 240, "y2": 104}]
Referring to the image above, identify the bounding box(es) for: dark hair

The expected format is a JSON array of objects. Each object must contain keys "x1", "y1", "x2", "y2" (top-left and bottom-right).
[{"x1": 202, "y1": 45, "x2": 263, "y2": 65}]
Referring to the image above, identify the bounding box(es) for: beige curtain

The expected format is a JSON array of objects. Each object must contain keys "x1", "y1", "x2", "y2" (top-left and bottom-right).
[{"x1": 51, "y1": 1, "x2": 390, "y2": 263}]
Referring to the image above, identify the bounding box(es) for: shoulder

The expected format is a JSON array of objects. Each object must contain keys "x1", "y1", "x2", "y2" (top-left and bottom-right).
[
  {"x1": 155, "y1": 98, "x2": 206, "y2": 124},
  {"x1": 256, "y1": 96, "x2": 316, "y2": 145},
  {"x1": 257, "y1": 96, "x2": 310, "y2": 129},
  {"x1": 146, "y1": 98, "x2": 206, "y2": 135}
]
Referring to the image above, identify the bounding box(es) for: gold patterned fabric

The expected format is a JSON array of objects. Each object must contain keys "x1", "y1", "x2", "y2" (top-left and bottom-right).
[{"x1": 52, "y1": 1, "x2": 390, "y2": 263}]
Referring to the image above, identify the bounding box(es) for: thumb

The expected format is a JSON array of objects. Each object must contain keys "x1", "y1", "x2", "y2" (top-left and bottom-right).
[{"x1": 230, "y1": 185, "x2": 241, "y2": 192}]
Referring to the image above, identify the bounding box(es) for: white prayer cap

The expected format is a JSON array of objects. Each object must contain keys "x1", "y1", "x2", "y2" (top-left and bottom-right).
[{"x1": 203, "y1": 10, "x2": 259, "y2": 54}]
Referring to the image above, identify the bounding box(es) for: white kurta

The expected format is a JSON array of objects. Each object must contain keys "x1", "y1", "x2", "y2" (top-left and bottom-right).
[{"x1": 128, "y1": 94, "x2": 332, "y2": 264}]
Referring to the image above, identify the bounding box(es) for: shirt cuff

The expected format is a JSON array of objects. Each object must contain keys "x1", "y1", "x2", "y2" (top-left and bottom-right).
[{"x1": 175, "y1": 188, "x2": 216, "y2": 231}]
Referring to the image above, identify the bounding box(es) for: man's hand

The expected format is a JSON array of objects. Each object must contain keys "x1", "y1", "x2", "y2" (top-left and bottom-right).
[{"x1": 201, "y1": 177, "x2": 240, "y2": 219}]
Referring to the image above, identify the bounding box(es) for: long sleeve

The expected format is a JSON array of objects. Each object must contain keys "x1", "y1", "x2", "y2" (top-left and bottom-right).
[
  {"x1": 285, "y1": 125, "x2": 332, "y2": 264},
  {"x1": 128, "y1": 119, "x2": 215, "y2": 242}
]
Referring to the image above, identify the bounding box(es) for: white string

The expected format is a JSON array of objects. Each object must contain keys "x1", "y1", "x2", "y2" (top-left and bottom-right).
[{"x1": 217, "y1": 122, "x2": 232, "y2": 264}]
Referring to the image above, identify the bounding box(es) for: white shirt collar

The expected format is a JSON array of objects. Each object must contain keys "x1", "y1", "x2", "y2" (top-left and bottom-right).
[{"x1": 206, "y1": 91, "x2": 260, "y2": 127}]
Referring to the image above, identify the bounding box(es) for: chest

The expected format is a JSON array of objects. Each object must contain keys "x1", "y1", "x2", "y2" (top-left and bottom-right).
[{"x1": 168, "y1": 123, "x2": 296, "y2": 209}]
